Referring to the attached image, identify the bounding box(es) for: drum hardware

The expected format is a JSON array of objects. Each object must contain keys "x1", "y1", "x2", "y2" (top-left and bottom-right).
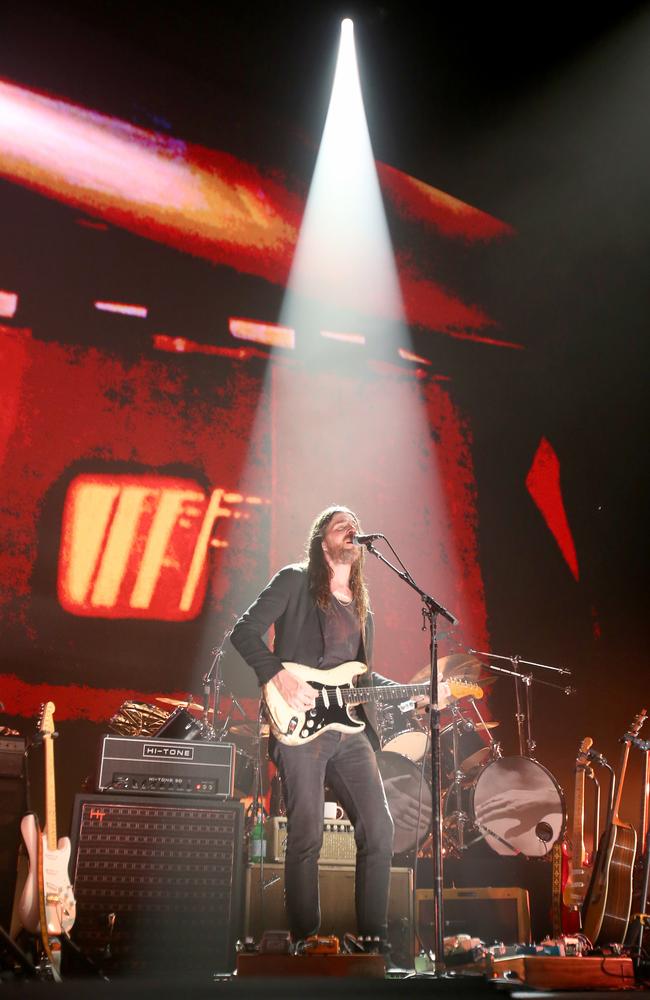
[
  {"x1": 440, "y1": 703, "x2": 501, "y2": 854},
  {"x1": 467, "y1": 648, "x2": 573, "y2": 758}
]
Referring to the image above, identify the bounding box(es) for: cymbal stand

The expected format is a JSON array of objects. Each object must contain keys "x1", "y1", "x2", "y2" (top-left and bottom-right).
[
  {"x1": 360, "y1": 535, "x2": 457, "y2": 972},
  {"x1": 445, "y1": 705, "x2": 470, "y2": 853},
  {"x1": 466, "y1": 697, "x2": 499, "y2": 756},
  {"x1": 468, "y1": 649, "x2": 573, "y2": 757},
  {"x1": 202, "y1": 626, "x2": 234, "y2": 739}
]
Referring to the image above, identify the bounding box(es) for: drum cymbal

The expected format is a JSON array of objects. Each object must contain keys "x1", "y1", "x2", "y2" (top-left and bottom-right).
[
  {"x1": 155, "y1": 697, "x2": 209, "y2": 712},
  {"x1": 228, "y1": 721, "x2": 270, "y2": 739},
  {"x1": 460, "y1": 746, "x2": 493, "y2": 774},
  {"x1": 410, "y1": 654, "x2": 482, "y2": 685}
]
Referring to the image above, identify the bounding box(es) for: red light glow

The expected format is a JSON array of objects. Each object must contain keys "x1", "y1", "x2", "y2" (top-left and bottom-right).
[
  {"x1": 0, "y1": 78, "x2": 515, "y2": 343},
  {"x1": 152, "y1": 334, "x2": 270, "y2": 360},
  {"x1": 526, "y1": 437, "x2": 579, "y2": 580}
]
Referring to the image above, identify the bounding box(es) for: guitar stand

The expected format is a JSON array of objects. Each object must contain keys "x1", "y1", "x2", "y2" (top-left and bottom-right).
[{"x1": 0, "y1": 923, "x2": 37, "y2": 978}]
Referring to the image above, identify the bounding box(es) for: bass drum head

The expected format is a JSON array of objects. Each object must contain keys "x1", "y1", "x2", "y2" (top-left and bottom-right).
[
  {"x1": 375, "y1": 750, "x2": 432, "y2": 855},
  {"x1": 472, "y1": 756, "x2": 565, "y2": 858}
]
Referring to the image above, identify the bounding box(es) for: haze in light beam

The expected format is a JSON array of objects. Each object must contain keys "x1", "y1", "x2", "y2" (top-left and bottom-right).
[{"x1": 282, "y1": 19, "x2": 405, "y2": 334}]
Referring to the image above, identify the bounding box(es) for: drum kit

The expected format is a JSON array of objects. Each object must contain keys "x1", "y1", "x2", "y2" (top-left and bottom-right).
[
  {"x1": 376, "y1": 653, "x2": 566, "y2": 861},
  {"x1": 108, "y1": 645, "x2": 568, "y2": 863}
]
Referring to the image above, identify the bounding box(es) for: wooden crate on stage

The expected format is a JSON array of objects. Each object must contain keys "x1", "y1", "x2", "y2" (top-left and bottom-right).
[
  {"x1": 236, "y1": 953, "x2": 385, "y2": 977},
  {"x1": 492, "y1": 954, "x2": 635, "y2": 990}
]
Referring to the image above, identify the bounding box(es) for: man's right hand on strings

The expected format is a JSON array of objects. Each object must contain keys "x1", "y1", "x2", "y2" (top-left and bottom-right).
[{"x1": 271, "y1": 668, "x2": 317, "y2": 711}]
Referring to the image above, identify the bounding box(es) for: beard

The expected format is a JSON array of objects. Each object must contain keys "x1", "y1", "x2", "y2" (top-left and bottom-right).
[{"x1": 324, "y1": 539, "x2": 361, "y2": 566}]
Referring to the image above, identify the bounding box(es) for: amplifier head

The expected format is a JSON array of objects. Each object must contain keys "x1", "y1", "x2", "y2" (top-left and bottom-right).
[{"x1": 97, "y1": 734, "x2": 235, "y2": 797}]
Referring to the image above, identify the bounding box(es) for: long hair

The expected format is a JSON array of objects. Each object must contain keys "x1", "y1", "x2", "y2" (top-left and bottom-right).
[{"x1": 303, "y1": 505, "x2": 369, "y2": 626}]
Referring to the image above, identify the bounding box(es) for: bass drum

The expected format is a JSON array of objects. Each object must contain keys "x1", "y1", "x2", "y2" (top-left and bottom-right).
[
  {"x1": 375, "y1": 751, "x2": 432, "y2": 855},
  {"x1": 471, "y1": 756, "x2": 565, "y2": 858}
]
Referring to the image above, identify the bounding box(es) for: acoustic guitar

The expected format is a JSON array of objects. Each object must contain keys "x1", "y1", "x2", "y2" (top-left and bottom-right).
[{"x1": 582, "y1": 709, "x2": 646, "y2": 944}]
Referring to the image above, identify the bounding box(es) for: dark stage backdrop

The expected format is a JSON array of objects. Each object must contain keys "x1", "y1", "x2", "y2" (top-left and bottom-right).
[{"x1": 0, "y1": 18, "x2": 647, "y2": 855}]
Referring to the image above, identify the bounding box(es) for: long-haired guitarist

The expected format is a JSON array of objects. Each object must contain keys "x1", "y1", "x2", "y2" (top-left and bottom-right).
[{"x1": 231, "y1": 505, "x2": 441, "y2": 947}]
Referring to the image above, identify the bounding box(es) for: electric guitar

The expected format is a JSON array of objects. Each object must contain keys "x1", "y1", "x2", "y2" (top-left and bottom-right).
[
  {"x1": 263, "y1": 660, "x2": 483, "y2": 747},
  {"x1": 582, "y1": 709, "x2": 646, "y2": 944},
  {"x1": 561, "y1": 737, "x2": 594, "y2": 931},
  {"x1": 18, "y1": 702, "x2": 76, "y2": 967}
]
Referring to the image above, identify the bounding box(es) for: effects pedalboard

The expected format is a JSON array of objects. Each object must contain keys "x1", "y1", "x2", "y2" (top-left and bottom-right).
[{"x1": 97, "y1": 734, "x2": 236, "y2": 797}]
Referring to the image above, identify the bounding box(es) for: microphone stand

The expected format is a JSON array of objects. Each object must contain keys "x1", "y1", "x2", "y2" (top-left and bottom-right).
[
  {"x1": 359, "y1": 537, "x2": 457, "y2": 972},
  {"x1": 468, "y1": 650, "x2": 574, "y2": 758}
]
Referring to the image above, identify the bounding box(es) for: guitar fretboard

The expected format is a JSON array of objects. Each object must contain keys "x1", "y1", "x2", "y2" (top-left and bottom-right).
[{"x1": 314, "y1": 680, "x2": 477, "y2": 706}]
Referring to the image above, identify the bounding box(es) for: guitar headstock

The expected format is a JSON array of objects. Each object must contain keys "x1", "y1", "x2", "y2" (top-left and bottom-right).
[
  {"x1": 628, "y1": 708, "x2": 647, "y2": 738},
  {"x1": 39, "y1": 702, "x2": 56, "y2": 739},
  {"x1": 448, "y1": 679, "x2": 483, "y2": 701},
  {"x1": 576, "y1": 736, "x2": 593, "y2": 768}
]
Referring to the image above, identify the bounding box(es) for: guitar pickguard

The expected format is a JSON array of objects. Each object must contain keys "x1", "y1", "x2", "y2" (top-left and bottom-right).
[{"x1": 292, "y1": 684, "x2": 366, "y2": 743}]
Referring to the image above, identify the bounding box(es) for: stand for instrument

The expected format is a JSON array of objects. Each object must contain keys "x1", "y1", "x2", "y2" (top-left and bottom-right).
[
  {"x1": 359, "y1": 535, "x2": 457, "y2": 972},
  {"x1": 0, "y1": 923, "x2": 37, "y2": 978},
  {"x1": 468, "y1": 649, "x2": 574, "y2": 757},
  {"x1": 442, "y1": 702, "x2": 498, "y2": 856},
  {"x1": 626, "y1": 733, "x2": 650, "y2": 971}
]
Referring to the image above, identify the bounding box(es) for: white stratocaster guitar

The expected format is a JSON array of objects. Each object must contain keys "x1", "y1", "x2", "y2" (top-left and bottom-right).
[
  {"x1": 18, "y1": 702, "x2": 76, "y2": 973},
  {"x1": 263, "y1": 660, "x2": 483, "y2": 747}
]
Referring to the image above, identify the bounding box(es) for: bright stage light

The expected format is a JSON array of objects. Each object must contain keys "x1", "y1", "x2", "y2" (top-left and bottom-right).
[
  {"x1": 247, "y1": 17, "x2": 489, "y2": 673},
  {"x1": 281, "y1": 16, "x2": 404, "y2": 337}
]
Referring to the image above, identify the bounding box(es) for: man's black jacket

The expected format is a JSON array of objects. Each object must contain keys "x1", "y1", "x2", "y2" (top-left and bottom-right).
[{"x1": 230, "y1": 563, "x2": 392, "y2": 747}]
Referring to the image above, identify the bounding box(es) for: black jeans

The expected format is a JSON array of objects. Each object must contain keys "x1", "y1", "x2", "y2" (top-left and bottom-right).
[{"x1": 272, "y1": 730, "x2": 394, "y2": 940}]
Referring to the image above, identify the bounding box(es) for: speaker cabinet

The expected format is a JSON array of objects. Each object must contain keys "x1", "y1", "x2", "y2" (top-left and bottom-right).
[
  {"x1": 0, "y1": 775, "x2": 25, "y2": 931},
  {"x1": 70, "y1": 794, "x2": 244, "y2": 975},
  {"x1": 245, "y1": 863, "x2": 413, "y2": 964},
  {"x1": 416, "y1": 887, "x2": 531, "y2": 948},
  {"x1": 442, "y1": 850, "x2": 556, "y2": 940}
]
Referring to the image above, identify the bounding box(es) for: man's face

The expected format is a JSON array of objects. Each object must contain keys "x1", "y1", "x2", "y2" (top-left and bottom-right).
[{"x1": 321, "y1": 510, "x2": 361, "y2": 565}]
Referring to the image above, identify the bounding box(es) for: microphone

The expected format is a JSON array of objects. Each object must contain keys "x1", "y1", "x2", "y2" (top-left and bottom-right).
[
  {"x1": 587, "y1": 747, "x2": 609, "y2": 767},
  {"x1": 352, "y1": 532, "x2": 384, "y2": 545}
]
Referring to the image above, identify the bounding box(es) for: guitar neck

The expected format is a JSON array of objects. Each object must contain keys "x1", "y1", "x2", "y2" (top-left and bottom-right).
[
  {"x1": 342, "y1": 682, "x2": 430, "y2": 705},
  {"x1": 571, "y1": 764, "x2": 587, "y2": 867},
  {"x1": 44, "y1": 735, "x2": 58, "y2": 852}
]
